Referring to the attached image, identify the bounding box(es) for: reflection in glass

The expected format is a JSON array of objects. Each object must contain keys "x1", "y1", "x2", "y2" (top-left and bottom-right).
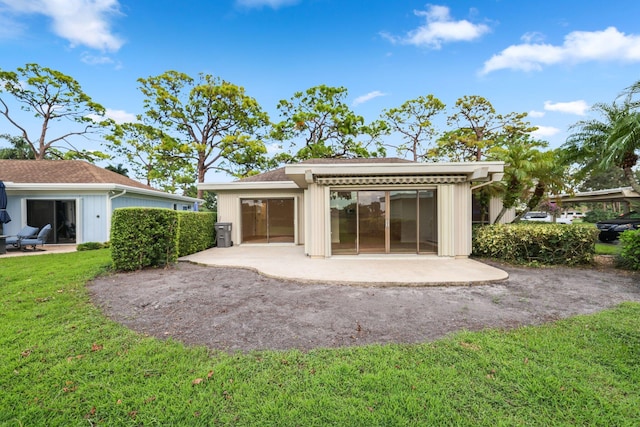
[{"x1": 241, "y1": 198, "x2": 294, "y2": 243}]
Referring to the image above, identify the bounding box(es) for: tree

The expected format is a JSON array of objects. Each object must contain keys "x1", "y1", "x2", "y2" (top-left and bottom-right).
[
  {"x1": 137, "y1": 71, "x2": 270, "y2": 198},
  {"x1": 271, "y1": 85, "x2": 387, "y2": 162},
  {"x1": 381, "y1": 94, "x2": 445, "y2": 161},
  {"x1": 431, "y1": 95, "x2": 535, "y2": 162},
  {"x1": 0, "y1": 63, "x2": 109, "y2": 161},
  {"x1": 105, "y1": 121, "x2": 195, "y2": 193},
  {"x1": 0, "y1": 134, "x2": 35, "y2": 159},
  {"x1": 490, "y1": 136, "x2": 552, "y2": 223},
  {"x1": 563, "y1": 99, "x2": 640, "y2": 194},
  {"x1": 105, "y1": 163, "x2": 129, "y2": 177}
]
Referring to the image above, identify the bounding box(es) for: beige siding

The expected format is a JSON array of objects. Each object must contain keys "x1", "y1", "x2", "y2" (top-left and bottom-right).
[
  {"x1": 213, "y1": 189, "x2": 304, "y2": 245},
  {"x1": 489, "y1": 196, "x2": 515, "y2": 224},
  {"x1": 437, "y1": 184, "x2": 455, "y2": 256},
  {"x1": 303, "y1": 183, "x2": 327, "y2": 257},
  {"x1": 453, "y1": 182, "x2": 472, "y2": 257}
]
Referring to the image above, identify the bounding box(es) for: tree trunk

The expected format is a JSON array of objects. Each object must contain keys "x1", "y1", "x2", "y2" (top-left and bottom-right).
[
  {"x1": 623, "y1": 166, "x2": 640, "y2": 194},
  {"x1": 493, "y1": 206, "x2": 507, "y2": 224},
  {"x1": 513, "y1": 182, "x2": 545, "y2": 223}
]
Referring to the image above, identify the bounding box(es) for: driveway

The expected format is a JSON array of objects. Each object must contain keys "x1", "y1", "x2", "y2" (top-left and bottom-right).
[{"x1": 89, "y1": 261, "x2": 640, "y2": 352}]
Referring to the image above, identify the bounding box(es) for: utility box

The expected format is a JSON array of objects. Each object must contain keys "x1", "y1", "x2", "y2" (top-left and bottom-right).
[{"x1": 215, "y1": 222, "x2": 233, "y2": 248}]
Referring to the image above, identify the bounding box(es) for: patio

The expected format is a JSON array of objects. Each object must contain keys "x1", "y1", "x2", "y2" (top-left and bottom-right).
[{"x1": 179, "y1": 245, "x2": 509, "y2": 286}]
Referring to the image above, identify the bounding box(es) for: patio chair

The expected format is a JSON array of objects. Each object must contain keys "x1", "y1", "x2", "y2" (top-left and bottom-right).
[
  {"x1": 19, "y1": 224, "x2": 52, "y2": 251},
  {"x1": 5, "y1": 225, "x2": 40, "y2": 249}
]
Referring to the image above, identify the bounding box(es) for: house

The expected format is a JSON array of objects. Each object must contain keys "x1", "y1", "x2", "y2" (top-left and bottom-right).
[
  {"x1": 199, "y1": 158, "x2": 504, "y2": 258},
  {"x1": 0, "y1": 160, "x2": 201, "y2": 244}
]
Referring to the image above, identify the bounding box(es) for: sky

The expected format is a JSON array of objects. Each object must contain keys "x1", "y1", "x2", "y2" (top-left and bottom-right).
[{"x1": 1, "y1": 0, "x2": 640, "y2": 182}]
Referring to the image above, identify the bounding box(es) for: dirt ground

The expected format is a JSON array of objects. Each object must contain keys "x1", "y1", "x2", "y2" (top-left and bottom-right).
[{"x1": 88, "y1": 260, "x2": 640, "y2": 353}]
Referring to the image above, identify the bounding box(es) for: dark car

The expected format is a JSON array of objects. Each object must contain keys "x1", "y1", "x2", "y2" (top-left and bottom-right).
[{"x1": 596, "y1": 211, "x2": 640, "y2": 242}]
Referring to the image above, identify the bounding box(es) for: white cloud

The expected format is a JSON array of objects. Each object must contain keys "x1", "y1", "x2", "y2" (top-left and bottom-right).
[
  {"x1": 353, "y1": 91, "x2": 387, "y2": 106},
  {"x1": 482, "y1": 27, "x2": 640, "y2": 74},
  {"x1": 382, "y1": 4, "x2": 490, "y2": 49},
  {"x1": 0, "y1": 0, "x2": 124, "y2": 51},
  {"x1": 544, "y1": 100, "x2": 589, "y2": 116},
  {"x1": 528, "y1": 110, "x2": 545, "y2": 118},
  {"x1": 236, "y1": 0, "x2": 299, "y2": 8},
  {"x1": 531, "y1": 125, "x2": 561, "y2": 138},
  {"x1": 87, "y1": 108, "x2": 136, "y2": 124}
]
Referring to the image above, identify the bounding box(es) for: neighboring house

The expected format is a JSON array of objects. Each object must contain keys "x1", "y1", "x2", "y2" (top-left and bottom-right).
[
  {"x1": 199, "y1": 158, "x2": 504, "y2": 258},
  {"x1": 0, "y1": 160, "x2": 200, "y2": 244}
]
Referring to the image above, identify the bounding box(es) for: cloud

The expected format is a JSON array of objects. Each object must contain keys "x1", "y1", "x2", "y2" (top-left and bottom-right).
[
  {"x1": 87, "y1": 108, "x2": 136, "y2": 124},
  {"x1": 353, "y1": 91, "x2": 387, "y2": 106},
  {"x1": 382, "y1": 4, "x2": 490, "y2": 49},
  {"x1": 0, "y1": 0, "x2": 124, "y2": 51},
  {"x1": 236, "y1": 0, "x2": 299, "y2": 8},
  {"x1": 528, "y1": 110, "x2": 545, "y2": 118},
  {"x1": 482, "y1": 27, "x2": 640, "y2": 74},
  {"x1": 544, "y1": 100, "x2": 589, "y2": 116},
  {"x1": 531, "y1": 125, "x2": 561, "y2": 138}
]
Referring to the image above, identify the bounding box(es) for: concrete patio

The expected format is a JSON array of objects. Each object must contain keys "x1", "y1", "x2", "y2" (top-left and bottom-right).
[
  {"x1": 0, "y1": 244, "x2": 78, "y2": 257},
  {"x1": 180, "y1": 245, "x2": 509, "y2": 286}
]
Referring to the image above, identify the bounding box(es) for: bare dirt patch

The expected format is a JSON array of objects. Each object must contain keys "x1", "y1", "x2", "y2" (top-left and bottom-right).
[{"x1": 88, "y1": 261, "x2": 640, "y2": 352}]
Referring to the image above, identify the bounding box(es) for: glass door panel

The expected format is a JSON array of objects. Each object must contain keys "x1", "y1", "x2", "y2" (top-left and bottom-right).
[
  {"x1": 389, "y1": 191, "x2": 418, "y2": 253},
  {"x1": 330, "y1": 191, "x2": 357, "y2": 254},
  {"x1": 241, "y1": 199, "x2": 268, "y2": 243},
  {"x1": 358, "y1": 191, "x2": 386, "y2": 254},
  {"x1": 418, "y1": 190, "x2": 438, "y2": 253},
  {"x1": 268, "y1": 199, "x2": 295, "y2": 243}
]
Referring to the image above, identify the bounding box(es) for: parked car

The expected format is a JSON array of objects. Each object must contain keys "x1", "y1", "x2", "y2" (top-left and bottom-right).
[
  {"x1": 521, "y1": 211, "x2": 572, "y2": 224},
  {"x1": 596, "y1": 211, "x2": 640, "y2": 242}
]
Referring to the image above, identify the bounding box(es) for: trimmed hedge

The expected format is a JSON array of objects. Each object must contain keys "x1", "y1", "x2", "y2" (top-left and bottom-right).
[
  {"x1": 111, "y1": 208, "x2": 179, "y2": 271},
  {"x1": 619, "y1": 229, "x2": 640, "y2": 270},
  {"x1": 473, "y1": 223, "x2": 598, "y2": 266},
  {"x1": 177, "y1": 211, "x2": 217, "y2": 257},
  {"x1": 111, "y1": 208, "x2": 217, "y2": 271}
]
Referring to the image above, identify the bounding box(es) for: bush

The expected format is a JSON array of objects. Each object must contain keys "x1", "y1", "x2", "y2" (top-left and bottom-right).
[
  {"x1": 583, "y1": 208, "x2": 622, "y2": 224},
  {"x1": 177, "y1": 211, "x2": 216, "y2": 257},
  {"x1": 111, "y1": 208, "x2": 179, "y2": 271},
  {"x1": 76, "y1": 241, "x2": 106, "y2": 251},
  {"x1": 473, "y1": 223, "x2": 598, "y2": 265},
  {"x1": 618, "y1": 229, "x2": 640, "y2": 270}
]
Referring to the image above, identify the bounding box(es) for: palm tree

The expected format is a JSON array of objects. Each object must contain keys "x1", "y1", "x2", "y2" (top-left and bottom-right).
[{"x1": 563, "y1": 99, "x2": 640, "y2": 194}]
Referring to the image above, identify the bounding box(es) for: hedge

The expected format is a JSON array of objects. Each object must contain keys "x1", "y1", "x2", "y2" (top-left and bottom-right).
[
  {"x1": 473, "y1": 223, "x2": 598, "y2": 265},
  {"x1": 111, "y1": 208, "x2": 217, "y2": 271},
  {"x1": 619, "y1": 229, "x2": 640, "y2": 270},
  {"x1": 176, "y1": 211, "x2": 217, "y2": 257}
]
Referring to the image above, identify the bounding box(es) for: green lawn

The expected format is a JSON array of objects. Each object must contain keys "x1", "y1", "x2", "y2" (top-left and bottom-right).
[
  {"x1": 1, "y1": 250, "x2": 639, "y2": 425},
  {"x1": 596, "y1": 242, "x2": 622, "y2": 255}
]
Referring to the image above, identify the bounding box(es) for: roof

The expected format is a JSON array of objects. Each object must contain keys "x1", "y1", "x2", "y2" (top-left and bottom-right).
[
  {"x1": 0, "y1": 160, "x2": 200, "y2": 203},
  {"x1": 200, "y1": 158, "x2": 505, "y2": 191},
  {"x1": 239, "y1": 158, "x2": 414, "y2": 183}
]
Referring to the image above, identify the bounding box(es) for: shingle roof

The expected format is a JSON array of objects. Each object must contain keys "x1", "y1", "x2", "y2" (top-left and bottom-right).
[
  {"x1": 239, "y1": 157, "x2": 414, "y2": 183},
  {"x1": 0, "y1": 159, "x2": 156, "y2": 191}
]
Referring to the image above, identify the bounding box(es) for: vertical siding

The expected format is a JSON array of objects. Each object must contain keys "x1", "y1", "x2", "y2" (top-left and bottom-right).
[
  {"x1": 489, "y1": 197, "x2": 515, "y2": 224},
  {"x1": 3, "y1": 195, "x2": 23, "y2": 235},
  {"x1": 437, "y1": 185, "x2": 455, "y2": 256},
  {"x1": 82, "y1": 195, "x2": 109, "y2": 242},
  {"x1": 112, "y1": 196, "x2": 174, "y2": 209},
  {"x1": 453, "y1": 182, "x2": 472, "y2": 257},
  {"x1": 304, "y1": 183, "x2": 326, "y2": 257}
]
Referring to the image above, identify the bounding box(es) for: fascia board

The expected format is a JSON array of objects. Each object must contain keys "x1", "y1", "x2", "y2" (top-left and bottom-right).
[{"x1": 198, "y1": 181, "x2": 300, "y2": 191}]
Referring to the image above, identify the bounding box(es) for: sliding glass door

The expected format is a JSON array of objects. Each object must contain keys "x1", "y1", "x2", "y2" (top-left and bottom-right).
[
  {"x1": 241, "y1": 198, "x2": 295, "y2": 243},
  {"x1": 331, "y1": 190, "x2": 437, "y2": 255}
]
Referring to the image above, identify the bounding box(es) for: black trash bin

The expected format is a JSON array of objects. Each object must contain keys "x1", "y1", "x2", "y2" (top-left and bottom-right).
[{"x1": 215, "y1": 222, "x2": 232, "y2": 247}]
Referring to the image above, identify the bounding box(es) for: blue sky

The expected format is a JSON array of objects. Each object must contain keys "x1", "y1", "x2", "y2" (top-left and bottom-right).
[{"x1": 1, "y1": 0, "x2": 640, "y2": 180}]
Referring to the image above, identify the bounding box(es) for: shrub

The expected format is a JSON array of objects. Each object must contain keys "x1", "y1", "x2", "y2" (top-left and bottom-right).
[
  {"x1": 177, "y1": 211, "x2": 216, "y2": 257},
  {"x1": 473, "y1": 223, "x2": 598, "y2": 266},
  {"x1": 76, "y1": 241, "x2": 106, "y2": 251},
  {"x1": 583, "y1": 208, "x2": 622, "y2": 224},
  {"x1": 111, "y1": 208, "x2": 179, "y2": 271},
  {"x1": 618, "y1": 229, "x2": 640, "y2": 270}
]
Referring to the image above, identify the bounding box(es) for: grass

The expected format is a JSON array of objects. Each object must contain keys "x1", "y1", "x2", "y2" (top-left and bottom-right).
[
  {"x1": 1, "y1": 250, "x2": 639, "y2": 425},
  {"x1": 595, "y1": 242, "x2": 622, "y2": 255}
]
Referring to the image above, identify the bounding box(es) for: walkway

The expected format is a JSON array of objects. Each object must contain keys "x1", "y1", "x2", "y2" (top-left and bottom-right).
[
  {"x1": 0, "y1": 244, "x2": 77, "y2": 258},
  {"x1": 180, "y1": 245, "x2": 508, "y2": 286}
]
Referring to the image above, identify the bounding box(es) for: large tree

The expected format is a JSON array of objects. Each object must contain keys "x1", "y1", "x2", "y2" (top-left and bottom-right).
[
  {"x1": 563, "y1": 99, "x2": 640, "y2": 194},
  {"x1": 431, "y1": 95, "x2": 535, "y2": 162},
  {"x1": 271, "y1": 85, "x2": 387, "y2": 162},
  {"x1": 105, "y1": 121, "x2": 195, "y2": 193},
  {"x1": 381, "y1": 94, "x2": 445, "y2": 162},
  {"x1": 0, "y1": 63, "x2": 109, "y2": 161},
  {"x1": 136, "y1": 71, "x2": 270, "y2": 198}
]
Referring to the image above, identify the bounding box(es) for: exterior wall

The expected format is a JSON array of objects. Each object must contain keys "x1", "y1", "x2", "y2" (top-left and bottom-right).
[
  {"x1": 213, "y1": 189, "x2": 304, "y2": 246},
  {"x1": 437, "y1": 184, "x2": 455, "y2": 257},
  {"x1": 453, "y1": 182, "x2": 472, "y2": 257},
  {"x1": 303, "y1": 183, "x2": 327, "y2": 257},
  {"x1": 112, "y1": 195, "x2": 178, "y2": 210},
  {"x1": 489, "y1": 196, "x2": 515, "y2": 224}
]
